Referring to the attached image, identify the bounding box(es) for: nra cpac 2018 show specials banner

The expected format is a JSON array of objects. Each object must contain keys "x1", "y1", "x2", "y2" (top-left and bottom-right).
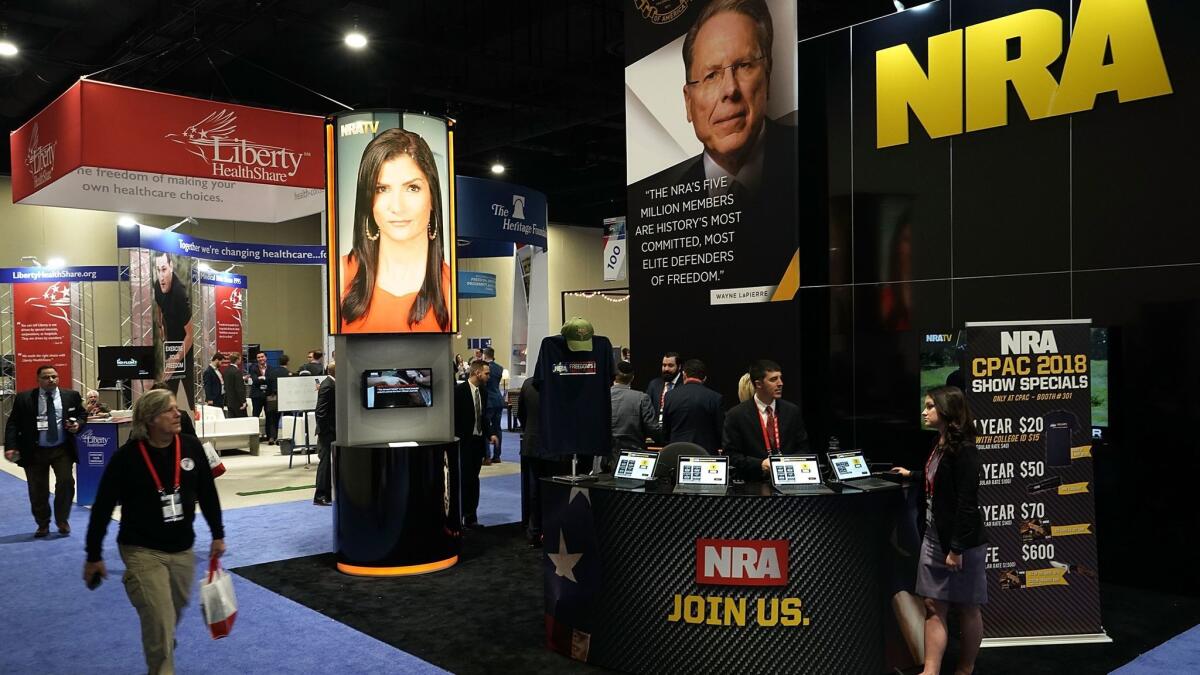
[
  {"x1": 965, "y1": 320, "x2": 1101, "y2": 639},
  {"x1": 625, "y1": 0, "x2": 802, "y2": 396}
]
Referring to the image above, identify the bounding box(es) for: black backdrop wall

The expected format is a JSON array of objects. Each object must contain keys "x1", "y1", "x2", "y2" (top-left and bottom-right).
[{"x1": 790, "y1": 0, "x2": 1199, "y2": 595}]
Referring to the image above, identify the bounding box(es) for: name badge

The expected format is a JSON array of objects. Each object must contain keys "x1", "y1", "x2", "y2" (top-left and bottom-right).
[
  {"x1": 37, "y1": 414, "x2": 49, "y2": 432},
  {"x1": 161, "y1": 491, "x2": 184, "y2": 523}
]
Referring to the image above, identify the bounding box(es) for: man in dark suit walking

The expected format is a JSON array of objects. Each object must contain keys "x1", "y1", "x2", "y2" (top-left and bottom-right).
[
  {"x1": 723, "y1": 359, "x2": 809, "y2": 481},
  {"x1": 222, "y1": 353, "x2": 248, "y2": 419},
  {"x1": 265, "y1": 354, "x2": 292, "y2": 445},
  {"x1": 313, "y1": 363, "x2": 335, "y2": 506},
  {"x1": 662, "y1": 359, "x2": 725, "y2": 454},
  {"x1": 4, "y1": 365, "x2": 87, "y2": 537},
  {"x1": 482, "y1": 347, "x2": 505, "y2": 463},
  {"x1": 248, "y1": 351, "x2": 270, "y2": 435},
  {"x1": 454, "y1": 360, "x2": 499, "y2": 529},
  {"x1": 202, "y1": 352, "x2": 224, "y2": 408}
]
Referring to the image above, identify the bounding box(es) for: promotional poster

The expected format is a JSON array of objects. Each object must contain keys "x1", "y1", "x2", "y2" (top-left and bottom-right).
[
  {"x1": 626, "y1": 0, "x2": 804, "y2": 400},
  {"x1": 12, "y1": 281, "x2": 73, "y2": 392},
  {"x1": 964, "y1": 320, "x2": 1102, "y2": 639},
  {"x1": 327, "y1": 111, "x2": 457, "y2": 335},
  {"x1": 150, "y1": 251, "x2": 195, "y2": 410}
]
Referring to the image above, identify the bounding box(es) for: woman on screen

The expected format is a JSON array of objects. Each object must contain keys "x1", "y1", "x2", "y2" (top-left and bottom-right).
[
  {"x1": 891, "y1": 386, "x2": 987, "y2": 675},
  {"x1": 341, "y1": 128, "x2": 451, "y2": 333}
]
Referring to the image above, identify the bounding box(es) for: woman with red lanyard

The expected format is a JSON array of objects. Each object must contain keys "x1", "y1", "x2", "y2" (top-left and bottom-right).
[
  {"x1": 892, "y1": 385, "x2": 987, "y2": 675},
  {"x1": 83, "y1": 388, "x2": 225, "y2": 675}
]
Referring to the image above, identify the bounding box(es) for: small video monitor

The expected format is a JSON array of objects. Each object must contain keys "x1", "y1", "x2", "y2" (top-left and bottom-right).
[
  {"x1": 614, "y1": 451, "x2": 658, "y2": 481},
  {"x1": 97, "y1": 346, "x2": 155, "y2": 381},
  {"x1": 361, "y1": 368, "x2": 433, "y2": 409}
]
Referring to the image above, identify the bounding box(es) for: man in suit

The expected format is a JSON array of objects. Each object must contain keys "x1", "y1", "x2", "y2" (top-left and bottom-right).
[
  {"x1": 482, "y1": 347, "x2": 506, "y2": 463},
  {"x1": 248, "y1": 351, "x2": 270, "y2": 436},
  {"x1": 723, "y1": 359, "x2": 810, "y2": 481},
  {"x1": 202, "y1": 352, "x2": 225, "y2": 408},
  {"x1": 611, "y1": 360, "x2": 661, "y2": 458},
  {"x1": 645, "y1": 351, "x2": 684, "y2": 423},
  {"x1": 662, "y1": 359, "x2": 724, "y2": 454},
  {"x1": 4, "y1": 365, "x2": 87, "y2": 537},
  {"x1": 265, "y1": 354, "x2": 292, "y2": 445},
  {"x1": 222, "y1": 353, "x2": 248, "y2": 419},
  {"x1": 313, "y1": 362, "x2": 335, "y2": 506},
  {"x1": 628, "y1": 0, "x2": 799, "y2": 291},
  {"x1": 454, "y1": 360, "x2": 499, "y2": 529},
  {"x1": 299, "y1": 350, "x2": 325, "y2": 376}
]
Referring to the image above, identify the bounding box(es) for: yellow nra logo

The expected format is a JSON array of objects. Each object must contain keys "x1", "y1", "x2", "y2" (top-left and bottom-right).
[{"x1": 875, "y1": 0, "x2": 1172, "y2": 148}]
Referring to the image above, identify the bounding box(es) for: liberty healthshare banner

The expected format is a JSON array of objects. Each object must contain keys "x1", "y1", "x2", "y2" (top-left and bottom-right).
[
  {"x1": 964, "y1": 320, "x2": 1104, "y2": 642},
  {"x1": 625, "y1": 0, "x2": 802, "y2": 395},
  {"x1": 199, "y1": 271, "x2": 246, "y2": 357},
  {"x1": 12, "y1": 282, "x2": 73, "y2": 391}
]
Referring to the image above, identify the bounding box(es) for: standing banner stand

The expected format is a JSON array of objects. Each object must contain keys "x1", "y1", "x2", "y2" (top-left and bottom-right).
[
  {"x1": 276, "y1": 374, "x2": 324, "y2": 468},
  {"x1": 964, "y1": 320, "x2": 1108, "y2": 645}
]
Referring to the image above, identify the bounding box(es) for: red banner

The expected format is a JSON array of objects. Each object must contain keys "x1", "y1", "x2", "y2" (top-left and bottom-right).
[
  {"x1": 10, "y1": 80, "x2": 324, "y2": 222},
  {"x1": 13, "y1": 282, "x2": 74, "y2": 391},
  {"x1": 214, "y1": 285, "x2": 244, "y2": 356}
]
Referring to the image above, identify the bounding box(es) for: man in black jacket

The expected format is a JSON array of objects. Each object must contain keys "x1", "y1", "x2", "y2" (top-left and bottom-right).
[
  {"x1": 723, "y1": 359, "x2": 809, "y2": 481},
  {"x1": 313, "y1": 363, "x2": 335, "y2": 506},
  {"x1": 662, "y1": 359, "x2": 724, "y2": 454},
  {"x1": 222, "y1": 353, "x2": 248, "y2": 419},
  {"x1": 645, "y1": 351, "x2": 683, "y2": 422},
  {"x1": 265, "y1": 354, "x2": 292, "y2": 445},
  {"x1": 248, "y1": 351, "x2": 270, "y2": 435},
  {"x1": 454, "y1": 360, "x2": 499, "y2": 529},
  {"x1": 202, "y1": 353, "x2": 224, "y2": 408},
  {"x1": 4, "y1": 365, "x2": 87, "y2": 537}
]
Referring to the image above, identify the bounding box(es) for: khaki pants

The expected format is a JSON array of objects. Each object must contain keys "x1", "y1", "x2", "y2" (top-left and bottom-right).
[{"x1": 119, "y1": 545, "x2": 195, "y2": 675}]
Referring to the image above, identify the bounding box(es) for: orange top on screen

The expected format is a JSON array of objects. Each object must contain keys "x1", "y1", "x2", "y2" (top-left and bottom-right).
[{"x1": 339, "y1": 255, "x2": 451, "y2": 334}]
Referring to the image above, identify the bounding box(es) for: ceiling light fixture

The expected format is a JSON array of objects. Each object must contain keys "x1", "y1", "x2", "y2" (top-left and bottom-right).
[
  {"x1": 118, "y1": 216, "x2": 138, "y2": 228},
  {"x1": 164, "y1": 216, "x2": 197, "y2": 233},
  {"x1": 345, "y1": 32, "x2": 367, "y2": 49},
  {"x1": 20, "y1": 256, "x2": 41, "y2": 267},
  {"x1": 46, "y1": 257, "x2": 66, "y2": 269},
  {"x1": 490, "y1": 162, "x2": 506, "y2": 175},
  {"x1": 0, "y1": 25, "x2": 16, "y2": 58}
]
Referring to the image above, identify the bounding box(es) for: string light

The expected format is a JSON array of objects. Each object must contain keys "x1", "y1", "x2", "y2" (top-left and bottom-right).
[{"x1": 565, "y1": 291, "x2": 629, "y2": 303}]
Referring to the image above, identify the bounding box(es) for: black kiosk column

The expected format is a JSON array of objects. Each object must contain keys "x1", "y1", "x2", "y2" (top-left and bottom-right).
[{"x1": 325, "y1": 109, "x2": 461, "y2": 577}]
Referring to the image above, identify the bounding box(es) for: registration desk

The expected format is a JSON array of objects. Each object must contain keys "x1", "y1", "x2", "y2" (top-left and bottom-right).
[
  {"x1": 542, "y1": 477, "x2": 914, "y2": 674},
  {"x1": 333, "y1": 441, "x2": 460, "y2": 577},
  {"x1": 75, "y1": 418, "x2": 131, "y2": 506}
]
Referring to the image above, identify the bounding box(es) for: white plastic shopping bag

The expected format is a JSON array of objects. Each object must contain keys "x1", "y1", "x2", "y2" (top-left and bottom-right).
[
  {"x1": 203, "y1": 441, "x2": 226, "y2": 478},
  {"x1": 200, "y1": 557, "x2": 237, "y2": 639}
]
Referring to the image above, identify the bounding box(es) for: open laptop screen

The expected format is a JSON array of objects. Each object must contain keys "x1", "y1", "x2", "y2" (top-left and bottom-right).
[
  {"x1": 677, "y1": 456, "x2": 728, "y2": 485},
  {"x1": 614, "y1": 451, "x2": 658, "y2": 481},
  {"x1": 771, "y1": 455, "x2": 822, "y2": 486},
  {"x1": 828, "y1": 451, "x2": 871, "y2": 480}
]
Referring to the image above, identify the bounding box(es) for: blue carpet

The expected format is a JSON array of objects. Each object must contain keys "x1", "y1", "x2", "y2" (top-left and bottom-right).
[
  {"x1": 0, "y1": 470, "x2": 446, "y2": 674},
  {"x1": 1113, "y1": 623, "x2": 1200, "y2": 674}
]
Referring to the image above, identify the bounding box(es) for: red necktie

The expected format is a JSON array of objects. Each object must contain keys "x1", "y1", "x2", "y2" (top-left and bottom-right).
[{"x1": 766, "y1": 406, "x2": 778, "y2": 453}]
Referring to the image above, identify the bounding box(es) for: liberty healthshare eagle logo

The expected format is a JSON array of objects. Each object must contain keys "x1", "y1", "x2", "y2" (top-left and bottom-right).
[
  {"x1": 165, "y1": 110, "x2": 309, "y2": 184},
  {"x1": 25, "y1": 123, "x2": 58, "y2": 189}
]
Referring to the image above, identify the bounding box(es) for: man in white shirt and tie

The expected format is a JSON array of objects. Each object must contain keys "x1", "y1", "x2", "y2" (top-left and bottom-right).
[
  {"x1": 722, "y1": 359, "x2": 810, "y2": 481},
  {"x1": 4, "y1": 366, "x2": 87, "y2": 537},
  {"x1": 454, "y1": 360, "x2": 499, "y2": 530}
]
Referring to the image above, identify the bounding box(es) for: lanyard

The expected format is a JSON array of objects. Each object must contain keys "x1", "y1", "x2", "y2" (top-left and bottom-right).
[
  {"x1": 138, "y1": 435, "x2": 181, "y2": 494},
  {"x1": 757, "y1": 404, "x2": 781, "y2": 453},
  {"x1": 925, "y1": 443, "x2": 942, "y2": 497},
  {"x1": 659, "y1": 376, "x2": 679, "y2": 410}
]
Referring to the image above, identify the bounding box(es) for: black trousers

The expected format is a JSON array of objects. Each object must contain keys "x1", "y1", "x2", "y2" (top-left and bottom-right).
[
  {"x1": 24, "y1": 444, "x2": 75, "y2": 527},
  {"x1": 315, "y1": 437, "x2": 332, "y2": 500},
  {"x1": 251, "y1": 397, "x2": 266, "y2": 421},
  {"x1": 459, "y1": 435, "x2": 486, "y2": 523},
  {"x1": 265, "y1": 401, "x2": 281, "y2": 441},
  {"x1": 486, "y1": 409, "x2": 503, "y2": 459},
  {"x1": 522, "y1": 455, "x2": 572, "y2": 539}
]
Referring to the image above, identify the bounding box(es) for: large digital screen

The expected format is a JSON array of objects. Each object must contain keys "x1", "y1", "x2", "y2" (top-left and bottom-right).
[
  {"x1": 97, "y1": 346, "x2": 155, "y2": 381},
  {"x1": 361, "y1": 368, "x2": 433, "y2": 409},
  {"x1": 327, "y1": 111, "x2": 457, "y2": 335},
  {"x1": 919, "y1": 328, "x2": 1110, "y2": 429}
]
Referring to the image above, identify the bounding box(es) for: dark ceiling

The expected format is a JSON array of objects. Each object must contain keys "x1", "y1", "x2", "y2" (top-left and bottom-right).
[{"x1": 1, "y1": 0, "x2": 895, "y2": 226}]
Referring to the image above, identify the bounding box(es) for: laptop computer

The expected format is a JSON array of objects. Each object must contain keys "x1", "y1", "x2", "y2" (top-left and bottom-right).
[
  {"x1": 610, "y1": 451, "x2": 659, "y2": 489},
  {"x1": 827, "y1": 450, "x2": 899, "y2": 491},
  {"x1": 769, "y1": 455, "x2": 836, "y2": 495},
  {"x1": 673, "y1": 456, "x2": 729, "y2": 495}
]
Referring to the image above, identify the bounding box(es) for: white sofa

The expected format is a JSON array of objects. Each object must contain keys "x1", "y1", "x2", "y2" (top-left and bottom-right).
[{"x1": 195, "y1": 405, "x2": 261, "y2": 455}]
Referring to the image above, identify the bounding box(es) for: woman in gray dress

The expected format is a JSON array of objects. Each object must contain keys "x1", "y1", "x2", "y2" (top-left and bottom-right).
[{"x1": 892, "y1": 385, "x2": 987, "y2": 675}]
